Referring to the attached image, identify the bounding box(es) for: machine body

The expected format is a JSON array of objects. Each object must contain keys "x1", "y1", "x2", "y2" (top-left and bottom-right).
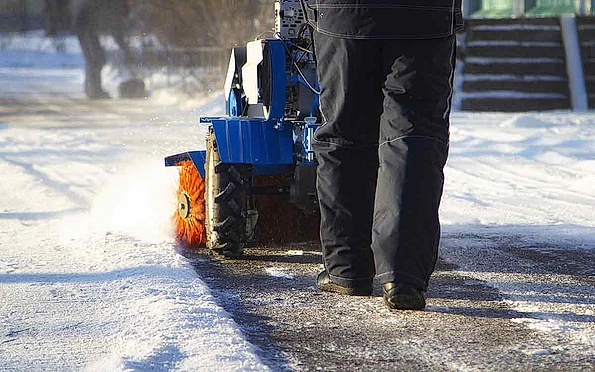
[{"x1": 165, "y1": 0, "x2": 321, "y2": 255}]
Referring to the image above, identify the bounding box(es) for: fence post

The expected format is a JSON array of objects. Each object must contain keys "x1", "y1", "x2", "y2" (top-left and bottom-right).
[
  {"x1": 513, "y1": 0, "x2": 525, "y2": 16},
  {"x1": 560, "y1": 14, "x2": 588, "y2": 111},
  {"x1": 578, "y1": 0, "x2": 587, "y2": 15}
]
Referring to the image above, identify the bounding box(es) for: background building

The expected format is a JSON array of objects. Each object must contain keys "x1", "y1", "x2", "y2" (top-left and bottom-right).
[{"x1": 465, "y1": 0, "x2": 594, "y2": 17}]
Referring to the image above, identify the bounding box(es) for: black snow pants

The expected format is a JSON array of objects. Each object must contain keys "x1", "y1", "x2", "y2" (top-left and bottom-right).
[{"x1": 313, "y1": 32, "x2": 455, "y2": 291}]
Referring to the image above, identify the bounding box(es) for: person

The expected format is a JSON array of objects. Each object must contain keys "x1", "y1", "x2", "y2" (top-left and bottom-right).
[
  {"x1": 45, "y1": 0, "x2": 133, "y2": 99},
  {"x1": 305, "y1": 0, "x2": 463, "y2": 310}
]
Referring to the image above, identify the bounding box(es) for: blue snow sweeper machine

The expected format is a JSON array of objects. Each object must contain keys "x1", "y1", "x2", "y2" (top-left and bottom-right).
[{"x1": 165, "y1": 0, "x2": 321, "y2": 258}]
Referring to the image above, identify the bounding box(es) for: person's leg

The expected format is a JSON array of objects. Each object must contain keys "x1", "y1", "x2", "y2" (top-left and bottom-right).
[
  {"x1": 372, "y1": 36, "x2": 456, "y2": 295},
  {"x1": 312, "y1": 32, "x2": 383, "y2": 291}
]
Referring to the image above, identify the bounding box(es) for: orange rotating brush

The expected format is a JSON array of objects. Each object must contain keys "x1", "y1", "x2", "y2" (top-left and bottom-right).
[{"x1": 172, "y1": 160, "x2": 206, "y2": 248}]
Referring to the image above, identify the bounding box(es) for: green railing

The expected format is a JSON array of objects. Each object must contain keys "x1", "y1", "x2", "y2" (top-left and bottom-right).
[
  {"x1": 471, "y1": 0, "x2": 516, "y2": 17},
  {"x1": 467, "y1": 0, "x2": 595, "y2": 17},
  {"x1": 526, "y1": 0, "x2": 578, "y2": 15}
]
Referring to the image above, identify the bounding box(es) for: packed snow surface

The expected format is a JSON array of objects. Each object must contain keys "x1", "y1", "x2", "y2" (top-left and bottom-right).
[
  {"x1": 1, "y1": 33, "x2": 594, "y2": 370},
  {"x1": 1, "y1": 34, "x2": 267, "y2": 371},
  {"x1": 443, "y1": 111, "x2": 595, "y2": 245}
]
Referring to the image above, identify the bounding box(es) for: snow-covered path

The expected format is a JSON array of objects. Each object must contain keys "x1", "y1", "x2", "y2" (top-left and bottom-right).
[
  {"x1": 0, "y1": 47, "x2": 267, "y2": 370},
  {"x1": 1, "y1": 34, "x2": 595, "y2": 371},
  {"x1": 444, "y1": 112, "x2": 595, "y2": 235}
]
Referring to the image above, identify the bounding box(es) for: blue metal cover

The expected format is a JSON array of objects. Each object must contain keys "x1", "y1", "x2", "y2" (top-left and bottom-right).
[
  {"x1": 164, "y1": 150, "x2": 207, "y2": 178},
  {"x1": 264, "y1": 40, "x2": 287, "y2": 121},
  {"x1": 211, "y1": 117, "x2": 294, "y2": 165}
]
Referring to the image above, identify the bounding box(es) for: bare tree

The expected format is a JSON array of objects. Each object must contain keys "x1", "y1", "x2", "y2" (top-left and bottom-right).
[{"x1": 133, "y1": 0, "x2": 273, "y2": 48}]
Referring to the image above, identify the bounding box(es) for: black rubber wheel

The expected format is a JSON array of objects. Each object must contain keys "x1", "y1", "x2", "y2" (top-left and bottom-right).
[{"x1": 204, "y1": 128, "x2": 251, "y2": 258}]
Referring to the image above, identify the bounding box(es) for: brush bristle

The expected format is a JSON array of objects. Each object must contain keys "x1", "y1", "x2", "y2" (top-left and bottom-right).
[{"x1": 173, "y1": 160, "x2": 206, "y2": 248}]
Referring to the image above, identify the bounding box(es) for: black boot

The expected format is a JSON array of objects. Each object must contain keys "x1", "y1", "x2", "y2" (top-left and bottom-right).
[
  {"x1": 316, "y1": 271, "x2": 372, "y2": 296},
  {"x1": 383, "y1": 282, "x2": 426, "y2": 310}
]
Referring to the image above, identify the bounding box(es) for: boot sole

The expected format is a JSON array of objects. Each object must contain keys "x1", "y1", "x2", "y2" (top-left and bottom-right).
[
  {"x1": 385, "y1": 294, "x2": 426, "y2": 310},
  {"x1": 317, "y1": 282, "x2": 372, "y2": 296}
]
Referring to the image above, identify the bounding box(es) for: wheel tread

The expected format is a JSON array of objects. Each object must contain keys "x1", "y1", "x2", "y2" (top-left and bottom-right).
[
  {"x1": 214, "y1": 182, "x2": 236, "y2": 203},
  {"x1": 213, "y1": 215, "x2": 237, "y2": 233},
  {"x1": 205, "y1": 129, "x2": 250, "y2": 258}
]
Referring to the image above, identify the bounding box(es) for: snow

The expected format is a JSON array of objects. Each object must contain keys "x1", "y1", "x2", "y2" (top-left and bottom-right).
[
  {"x1": 1, "y1": 33, "x2": 595, "y2": 370},
  {"x1": 466, "y1": 57, "x2": 564, "y2": 64},
  {"x1": 466, "y1": 41, "x2": 561, "y2": 46},
  {"x1": 264, "y1": 268, "x2": 294, "y2": 279},
  {"x1": 285, "y1": 250, "x2": 305, "y2": 256},
  {"x1": 463, "y1": 74, "x2": 565, "y2": 81},
  {"x1": 1, "y1": 34, "x2": 267, "y2": 371},
  {"x1": 443, "y1": 111, "x2": 595, "y2": 238},
  {"x1": 470, "y1": 25, "x2": 559, "y2": 31},
  {"x1": 459, "y1": 91, "x2": 566, "y2": 98}
]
